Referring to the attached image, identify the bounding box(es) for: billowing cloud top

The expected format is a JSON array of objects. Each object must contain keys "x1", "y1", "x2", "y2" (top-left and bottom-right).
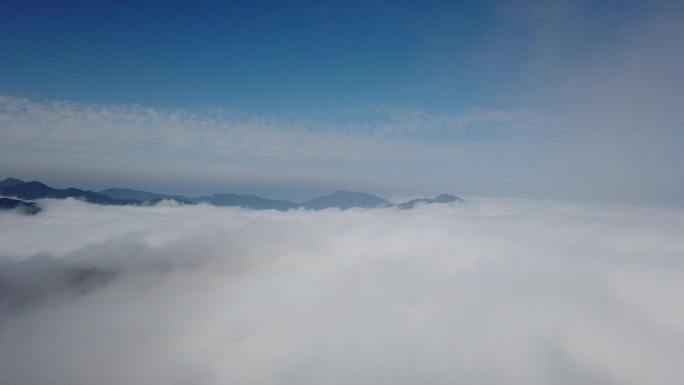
[{"x1": 1, "y1": 198, "x2": 683, "y2": 384}]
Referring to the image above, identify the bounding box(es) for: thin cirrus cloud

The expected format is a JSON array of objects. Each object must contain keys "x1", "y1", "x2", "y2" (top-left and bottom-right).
[
  {"x1": 0, "y1": 95, "x2": 547, "y2": 155},
  {"x1": 1, "y1": 198, "x2": 684, "y2": 384},
  {"x1": 0, "y1": 94, "x2": 557, "y2": 199}
]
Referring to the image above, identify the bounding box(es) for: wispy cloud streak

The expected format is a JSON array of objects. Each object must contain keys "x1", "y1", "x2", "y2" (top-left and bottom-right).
[{"x1": 0, "y1": 95, "x2": 560, "y2": 198}]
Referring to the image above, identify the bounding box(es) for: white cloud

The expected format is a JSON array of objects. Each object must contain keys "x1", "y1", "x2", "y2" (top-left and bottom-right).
[{"x1": 1, "y1": 198, "x2": 683, "y2": 384}]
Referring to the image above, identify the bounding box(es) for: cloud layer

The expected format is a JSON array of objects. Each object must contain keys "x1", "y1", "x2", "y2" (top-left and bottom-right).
[{"x1": 1, "y1": 199, "x2": 683, "y2": 384}]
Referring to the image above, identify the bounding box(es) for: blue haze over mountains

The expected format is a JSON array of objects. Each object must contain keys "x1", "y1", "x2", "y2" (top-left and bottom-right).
[{"x1": 0, "y1": 178, "x2": 460, "y2": 212}]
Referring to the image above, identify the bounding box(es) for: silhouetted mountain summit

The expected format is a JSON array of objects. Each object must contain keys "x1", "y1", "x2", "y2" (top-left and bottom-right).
[
  {"x1": 0, "y1": 198, "x2": 41, "y2": 215},
  {"x1": 0, "y1": 181, "x2": 52, "y2": 200},
  {"x1": 301, "y1": 190, "x2": 390, "y2": 210},
  {"x1": 0, "y1": 178, "x2": 25, "y2": 189}
]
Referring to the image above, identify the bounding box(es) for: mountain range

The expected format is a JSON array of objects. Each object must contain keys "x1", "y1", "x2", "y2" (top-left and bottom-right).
[{"x1": 1, "y1": 178, "x2": 461, "y2": 213}]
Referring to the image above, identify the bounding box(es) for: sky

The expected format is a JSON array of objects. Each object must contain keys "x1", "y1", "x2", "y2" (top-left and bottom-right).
[
  {"x1": 2, "y1": 198, "x2": 684, "y2": 384},
  {"x1": 3, "y1": 3, "x2": 684, "y2": 382},
  {"x1": 1, "y1": 0, "x2": 683, "y2": 203}
]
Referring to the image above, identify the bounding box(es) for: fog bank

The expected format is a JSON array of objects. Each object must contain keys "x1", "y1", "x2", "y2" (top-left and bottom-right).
[{"x1": 1, "y1": 198, "x2": 683, "y2": 384}]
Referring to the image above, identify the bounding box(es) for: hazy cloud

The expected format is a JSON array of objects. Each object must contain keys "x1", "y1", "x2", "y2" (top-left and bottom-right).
[
  {"x1": 0, "y1": 94, "x2": 562, "y2": 199},
  {"x1": 1, "y1": 198, "x2": 683, "y2": 384}
]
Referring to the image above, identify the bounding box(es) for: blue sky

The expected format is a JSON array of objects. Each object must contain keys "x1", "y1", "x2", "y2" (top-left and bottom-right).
[
  {"x1": 1, "y1": 0, "x2": 503, "y2": 111},
  {"x1": 1, "y1": 0, "x2": 683, "y2": 203}
]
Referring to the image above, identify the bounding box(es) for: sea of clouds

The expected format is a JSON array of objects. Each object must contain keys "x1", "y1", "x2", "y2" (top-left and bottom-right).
[{"x1": 1, "y1": 198, "x2": 683, "y2": 385}]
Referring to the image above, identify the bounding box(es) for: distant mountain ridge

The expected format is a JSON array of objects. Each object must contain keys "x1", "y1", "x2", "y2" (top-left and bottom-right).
[
  {"x1": 99, "y1": 188, "x2": 190, "y2": 203},
  {"x1": 100, "y1": 188, "x2": 297, "y2": 211},
  {"x1": 398, "y1": 194, "x2": 462, "y2": 209},
  {"x1": 0, "y1": 181, "x2": 139, "y2": 206},
  {"x1": 1, "y1": 178, "x2": 462, "y2": 212},
  {"x1": 196, "y1": 193, "x2": 298, "y2": 211}
]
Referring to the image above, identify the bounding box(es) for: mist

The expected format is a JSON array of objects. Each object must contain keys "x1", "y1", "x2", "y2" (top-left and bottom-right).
[{"x1": 1, "y1": 198, "x2": 683, "y2": 384}]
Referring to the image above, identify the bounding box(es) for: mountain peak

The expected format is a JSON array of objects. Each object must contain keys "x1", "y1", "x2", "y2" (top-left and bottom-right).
[
  {"x1": 0, "y1": 178, "x2": 25, "y2": 188},
  {"x1": 0, "y1": 197, "x2": 41, "y2": 215},
  {"x1": 0, "y1": 181, "x2": 54, "y2": 200},
  {"x1": 302, "y1": 190, "x2": 390, "y2": 210}
]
